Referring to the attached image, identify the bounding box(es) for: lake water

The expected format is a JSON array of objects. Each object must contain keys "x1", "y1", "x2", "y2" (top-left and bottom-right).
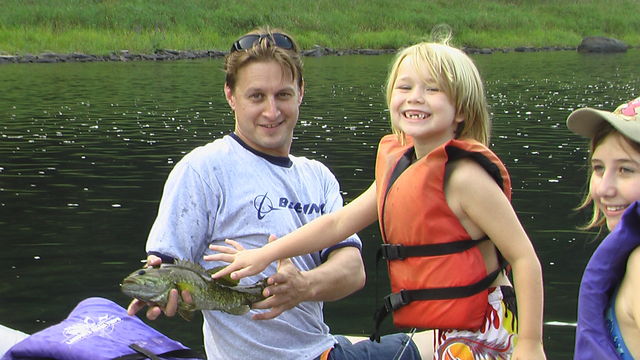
[{"x1": 1, "y1": 49, "x2": 638, "y2": 359}]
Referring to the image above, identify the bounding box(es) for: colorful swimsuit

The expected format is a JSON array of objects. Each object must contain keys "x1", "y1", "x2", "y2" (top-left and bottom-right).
[
  {"x1": 435, "y1": 286, "x2": 518, "y2": 359},
  {"x1": 606, "y1": 287, "x2": 634, "y2": 360}
]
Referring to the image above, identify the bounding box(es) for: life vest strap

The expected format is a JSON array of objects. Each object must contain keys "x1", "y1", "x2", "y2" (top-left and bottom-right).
[
  {"x1": 112, "y1": 344, "x2": 206, "y2": 360},
  {"x1": 379, "y1": 236, "x2": 488, "y2": 261},
  {"x1": 370, "y1": 263, "x2": 505, "y2": 342}
]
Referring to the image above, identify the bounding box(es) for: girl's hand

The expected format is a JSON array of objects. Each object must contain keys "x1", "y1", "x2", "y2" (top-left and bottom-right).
[
  {"x1": 206, "y1": 237, "x2": 275, "y2": 280},
  {"x1": 511, "y1": 338, "x2": 546, "y2": 360}
]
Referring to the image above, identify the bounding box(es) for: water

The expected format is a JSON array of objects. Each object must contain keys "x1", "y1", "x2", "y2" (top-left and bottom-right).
[{"x1": 1, "y1": 50, "x2": 638, "y2": 358}]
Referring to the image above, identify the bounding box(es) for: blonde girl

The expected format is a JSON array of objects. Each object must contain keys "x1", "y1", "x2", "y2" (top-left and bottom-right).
[{"x1": 211, "y1": 39, "x2": 545, "y2": 360}]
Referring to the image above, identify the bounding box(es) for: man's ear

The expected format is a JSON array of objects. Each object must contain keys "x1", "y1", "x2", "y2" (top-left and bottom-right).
[
  {"x1": 224, "y1": 83, "x2": 235, "y2": 110},
  {"x1": 298, "y1": 80, "x2": 305, "y2": 105}
]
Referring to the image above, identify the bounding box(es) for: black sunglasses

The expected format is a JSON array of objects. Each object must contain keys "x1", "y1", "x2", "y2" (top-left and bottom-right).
[{"x1": 230, "y1": 33, "x2": 295, "y2": 53}]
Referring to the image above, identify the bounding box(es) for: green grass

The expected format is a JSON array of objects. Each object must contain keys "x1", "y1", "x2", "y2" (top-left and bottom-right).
[{"x1": 0, "y1": 0, "x2": 638, "y2": 55}]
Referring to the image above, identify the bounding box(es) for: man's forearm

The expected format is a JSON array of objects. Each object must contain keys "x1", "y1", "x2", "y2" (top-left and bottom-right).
[{"x1": 303, "y1": 246, "x2": 366, "y2": 302}]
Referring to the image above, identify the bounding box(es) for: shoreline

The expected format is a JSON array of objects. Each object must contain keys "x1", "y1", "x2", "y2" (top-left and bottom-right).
[{"x1": 0, "y1": 45, "x2": 582, "y2": 65}]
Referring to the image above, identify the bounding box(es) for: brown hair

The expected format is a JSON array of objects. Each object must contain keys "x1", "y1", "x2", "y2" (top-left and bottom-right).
[
  {"x1": 224, "y1": 27, "x2": 303, "y2": 93},
  {"x1": 578, "y1": 121, "x2": 640, "y2": 229}
]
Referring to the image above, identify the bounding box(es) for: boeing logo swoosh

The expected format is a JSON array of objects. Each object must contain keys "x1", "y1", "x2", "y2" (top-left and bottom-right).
[
  {"x1": 254, "y1": 193, "x2": 326, "y2": 220},
  {"x1": 254, "y1": 193, "x2": 278, "y2": 220}
]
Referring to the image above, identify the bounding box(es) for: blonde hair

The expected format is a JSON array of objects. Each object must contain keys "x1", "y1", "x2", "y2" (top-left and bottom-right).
[
  {"x1": 578, "y1": 122, "x2": 640, "y2": 229},
  {"x1": 224, "y1": 27, "x2": 303, "y2": 93},
  {"x1": 385, "y1": 39, "x2": 490, "y2": 146}
]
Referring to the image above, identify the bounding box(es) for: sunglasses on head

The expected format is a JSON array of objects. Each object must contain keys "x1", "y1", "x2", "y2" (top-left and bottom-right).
[{"x1": 230, "y1": 33, "x2": 295, "y2": 53}]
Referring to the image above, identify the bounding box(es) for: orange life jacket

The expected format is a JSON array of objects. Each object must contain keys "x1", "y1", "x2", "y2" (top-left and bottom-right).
[{"x1": 371, "y1": 134, "x2": 511, "y2": 339}]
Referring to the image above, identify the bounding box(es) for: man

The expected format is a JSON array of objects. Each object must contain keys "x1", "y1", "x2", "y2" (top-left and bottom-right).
[{"x1": 128, "y1": 28, "x2": 422, "y2": 359}]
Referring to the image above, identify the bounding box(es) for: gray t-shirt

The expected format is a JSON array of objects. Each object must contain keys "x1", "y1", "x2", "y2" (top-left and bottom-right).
[{"x1": 146, "y1": 133, "x2": 361, "y2": 359}]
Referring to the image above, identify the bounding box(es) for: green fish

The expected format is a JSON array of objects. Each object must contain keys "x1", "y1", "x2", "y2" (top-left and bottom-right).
[{"x1": 121, "y1": 259, "x2": 267, "y2": 320}]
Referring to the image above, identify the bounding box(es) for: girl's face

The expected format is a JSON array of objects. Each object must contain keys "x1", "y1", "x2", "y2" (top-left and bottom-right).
[
  {"x1": 389, "y1": 56, "x2": 463, "y2": 154},
  {"x1": 590, "y1": 132, "x2": 640, "y2": 230}
]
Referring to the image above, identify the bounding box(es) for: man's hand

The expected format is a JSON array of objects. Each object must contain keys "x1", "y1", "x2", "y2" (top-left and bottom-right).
[
  {"x1": 251, "y1": 256, "x2": 311, "y2": 320},
  {"x1": 206, "y1": 235, "x2": 308, "y2": 320}
]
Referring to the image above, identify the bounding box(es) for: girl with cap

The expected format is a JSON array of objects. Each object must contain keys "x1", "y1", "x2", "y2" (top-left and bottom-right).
[{"x1": 567, "y1": 97, "x2": 640, "y2": 359}]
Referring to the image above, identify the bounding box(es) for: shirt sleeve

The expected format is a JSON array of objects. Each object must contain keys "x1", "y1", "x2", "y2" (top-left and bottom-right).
[{"x1": 145, "y1": 157, "x2": 216, "y2": 262}]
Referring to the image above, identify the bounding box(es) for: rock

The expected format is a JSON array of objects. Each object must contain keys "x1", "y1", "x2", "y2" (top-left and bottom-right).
[
  {"x1": 515, "y1": 46, "x2": 537, "y2": 52},
  {"x1": 577, "y1": 36, "x2": 628, "y2": 53},
  {"x1": 0, "y1": 55, "x2": 18, "y2": 63},
  {"x1": 463, "y1": 47, "x2": 494, "y2": 55},
  {"x1": 302, "y1": 45, "x2": 330, "y2": 57}
]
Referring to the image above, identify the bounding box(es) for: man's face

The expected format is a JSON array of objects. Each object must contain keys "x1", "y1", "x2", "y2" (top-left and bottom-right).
[{"x1": 225, "y1": 60, "x2": 303, "y2": 157}]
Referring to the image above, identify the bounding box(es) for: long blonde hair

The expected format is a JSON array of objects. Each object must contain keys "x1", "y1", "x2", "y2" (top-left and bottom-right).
[{"x1": 385, "y1": 39, "x2": 490, "y2": 146}]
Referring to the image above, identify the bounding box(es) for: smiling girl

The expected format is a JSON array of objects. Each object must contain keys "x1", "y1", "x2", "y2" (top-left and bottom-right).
[
  {"x1": 210, "y1": 37, "x2": 546, "y2": 359},
  {"x1": 568, "y1": 97, "x2": 640, "y2": 359}
]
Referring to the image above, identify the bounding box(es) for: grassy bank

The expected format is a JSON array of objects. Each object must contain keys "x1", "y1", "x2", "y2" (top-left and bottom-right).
[{"x1": 1, "y1": 0, "x2": 639, "y2": 55}]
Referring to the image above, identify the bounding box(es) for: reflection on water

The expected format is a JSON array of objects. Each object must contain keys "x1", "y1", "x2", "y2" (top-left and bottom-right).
[{"x1": 1, "y1": 50, "x2": 638, "y2": 358}]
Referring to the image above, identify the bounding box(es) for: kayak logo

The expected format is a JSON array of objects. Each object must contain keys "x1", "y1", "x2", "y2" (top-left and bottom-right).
[
  {"x1": 62, "y1": 314, "x2": 121, "y2": 344},
  {"x1": 254, "y1": 193, "x2": 325, "y2": 220}
]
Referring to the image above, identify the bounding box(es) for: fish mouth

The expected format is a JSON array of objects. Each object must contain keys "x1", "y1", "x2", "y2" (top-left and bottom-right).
[{"x1": 122, "y1": 277, "x2": 137, "y2": 285}]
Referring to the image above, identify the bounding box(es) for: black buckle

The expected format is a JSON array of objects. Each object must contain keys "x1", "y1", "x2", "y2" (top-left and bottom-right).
[
  {"x1": 383, "y1": 290, "x2": 409, "y2": 312},
  {"x1": 380, "y1": 244, "x2": 405, "y2": 260}
]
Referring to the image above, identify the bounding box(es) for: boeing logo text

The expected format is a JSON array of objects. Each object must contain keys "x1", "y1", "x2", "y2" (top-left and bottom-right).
[{"x1": 254, "y1": 193, "x2": 325, "y2": 220}]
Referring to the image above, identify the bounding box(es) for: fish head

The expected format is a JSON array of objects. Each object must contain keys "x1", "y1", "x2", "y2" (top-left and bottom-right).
[{"x1": 120, "y1": 266, "x2": 173, "y2": 302}]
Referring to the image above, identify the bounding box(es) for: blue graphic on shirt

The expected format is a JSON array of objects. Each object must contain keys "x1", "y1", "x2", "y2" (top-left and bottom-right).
[{"x1": 254, "y1": 193, "x2": 325, "y2": 220}]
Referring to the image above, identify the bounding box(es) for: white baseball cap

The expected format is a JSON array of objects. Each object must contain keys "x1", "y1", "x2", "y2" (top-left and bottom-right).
[{"x1": 567, "y1": 97, "x2": 640, "y2": 142}]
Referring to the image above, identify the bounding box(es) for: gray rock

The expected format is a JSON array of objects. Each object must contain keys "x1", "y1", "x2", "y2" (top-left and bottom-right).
[{"x1": 577, "y1": 36, "x2": 628, "y2": 53}]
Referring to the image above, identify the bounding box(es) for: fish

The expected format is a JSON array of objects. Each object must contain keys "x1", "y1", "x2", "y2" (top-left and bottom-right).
[{"x1": 121, "y1": 259, "x2": 268, "y2": 320}]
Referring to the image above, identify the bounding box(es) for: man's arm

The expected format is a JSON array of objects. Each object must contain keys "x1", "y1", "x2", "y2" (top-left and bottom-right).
[{"x1": 251, "y1": 245, "x2": 365, "y2": 320}]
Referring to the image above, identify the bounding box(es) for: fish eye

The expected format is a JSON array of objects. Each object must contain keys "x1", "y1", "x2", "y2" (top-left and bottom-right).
[{"x1": 137, "y1": 270, "x2": 146, "y2": 275}]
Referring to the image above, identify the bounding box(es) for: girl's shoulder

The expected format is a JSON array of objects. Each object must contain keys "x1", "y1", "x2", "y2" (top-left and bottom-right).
[
  {"x1": 445, "y1": 157, "x2": 510, "y2": 211},
  {"x1": 626, "y1": 246, "x2": 640, "y2": 274},
  {"x1": 617, "y1": 246, "x2": 640, "y2": 329},
  {"x1": 446, "y1": 157, "x2": 494, "y2": 186}
]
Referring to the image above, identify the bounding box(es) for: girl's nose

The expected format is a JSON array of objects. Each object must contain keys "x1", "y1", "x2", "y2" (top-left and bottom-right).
[
  {"x1": 407, "y1": 88, "x2": 425, "y2": 104},
  {"x1": 594, "y1": 171, "x2": 617, "y2": 198}
]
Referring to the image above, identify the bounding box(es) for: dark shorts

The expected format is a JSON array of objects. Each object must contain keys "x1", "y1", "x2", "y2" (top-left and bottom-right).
[{"x1": 324, "y1": 333, "x2": 421, "y2": 360}]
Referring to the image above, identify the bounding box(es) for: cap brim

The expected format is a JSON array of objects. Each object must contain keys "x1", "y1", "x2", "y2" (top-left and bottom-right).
[{"x1": 566, "y1": 108, "x2": 616, "y2": 138}]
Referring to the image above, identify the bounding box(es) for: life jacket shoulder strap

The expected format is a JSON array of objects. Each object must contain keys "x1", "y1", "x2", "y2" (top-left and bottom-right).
[{"x1": 445, "y1": 145, "x2": 506, "y2": 192}]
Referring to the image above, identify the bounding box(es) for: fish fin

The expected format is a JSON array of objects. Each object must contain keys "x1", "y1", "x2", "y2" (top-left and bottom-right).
[
  {"x1": 177, "y1": 299, "x2": 198, "y2": 321},
  {"x1": 178, "y1": 308, "x2": 195, "y2": 321},
  {"x1": 176, "y1": 281, "x2": 198, "y2": 295},
  {"x1": 174, "y1": 259, "x2": 209, "y2": 274},
  {"x1": 231, "y1": 278, "x2": 269, "y2": 296},
  {"x1": 226, "y1": 305, "x2": 250, "y2": 315},
  {"x1": 207, "y1": 266, "x2": 240, "y2": 287}
]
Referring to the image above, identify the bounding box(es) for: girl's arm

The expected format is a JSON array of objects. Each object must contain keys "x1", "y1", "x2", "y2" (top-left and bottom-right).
[
  {"x1": 449, "y1": 159, "x2": 546, "y2": 359},
  {"x1": 618, "y1": 247, "x2": 640, "y2": 334},
  {"x1": 209, "y1": 181, "x2": 379, "y2": 280}
]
